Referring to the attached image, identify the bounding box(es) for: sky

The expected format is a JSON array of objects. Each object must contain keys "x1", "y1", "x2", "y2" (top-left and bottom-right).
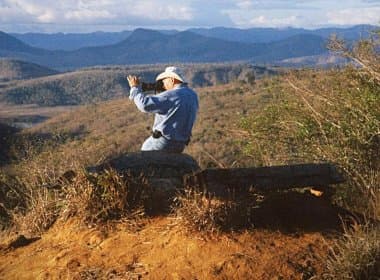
[{"x1": 0, "y1": 0, "x2": 379, "y2": 33}]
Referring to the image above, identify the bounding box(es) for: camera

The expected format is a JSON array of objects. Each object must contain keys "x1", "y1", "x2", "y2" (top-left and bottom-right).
[{"x1": 141, "y1": 80, "x2": 165, "y2": 94}]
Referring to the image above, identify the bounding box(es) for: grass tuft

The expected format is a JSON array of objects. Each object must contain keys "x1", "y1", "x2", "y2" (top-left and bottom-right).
[
  {"x1": 323, "y1": 222, "x2": 380, "y2": 280},
  {"x1": 173, "y1": 188, "x2": 258, "y2": 234},
  {"x1": 63, "y1": 169, "x2": 153, "y2": 224}
]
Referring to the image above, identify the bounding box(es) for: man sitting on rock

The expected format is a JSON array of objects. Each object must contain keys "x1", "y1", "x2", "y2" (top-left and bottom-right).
[{"x1": 127, "y1": 66, "x2": 199, "y2": 153}]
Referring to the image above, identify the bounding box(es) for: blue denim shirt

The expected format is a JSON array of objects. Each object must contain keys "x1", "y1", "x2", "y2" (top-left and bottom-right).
[{"x1": 129, "y1": 83, "x2": 199, "y2": 142}]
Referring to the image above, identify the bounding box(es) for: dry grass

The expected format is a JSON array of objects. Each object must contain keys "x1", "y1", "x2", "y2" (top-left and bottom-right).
[
  {"x1": 11, "y1": 187, "x2": 61, "y2": 235},
  {"x1": 173, "y1": 189, "x2": 230, "y2": 234},
  {"x1": 240, "y1": 67, "x2": 379, "y2": 216},
  {"x1": 323, "y1": 222, "x2": 380, "y2": 280},
  {"x1": 236, "y1": 34, "x2": 380, "y2": 279},
  {"x1": 0, "y1": 168, "x2": 62, "y2": 235},
  {"x1": 2, "y1": 166, "x2": 156, "y2": 234},
  {"x1": 173, "y1": 188, "x2": 259, "y2": 234},
  {"x1": 62, "y1": 169, "x2": 152, "y2": 224}
]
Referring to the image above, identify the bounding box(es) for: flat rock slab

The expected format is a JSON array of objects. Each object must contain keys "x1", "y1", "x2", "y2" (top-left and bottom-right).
[
  {"x1": 185, "y1": 163, "x2": 345, "y2": 197},
  {"x1": 90, "y1": 151, "x2": 200, "y2": 178},
  {"x1": 87, "y1": 152, "x2": 201, "y2": 196}
]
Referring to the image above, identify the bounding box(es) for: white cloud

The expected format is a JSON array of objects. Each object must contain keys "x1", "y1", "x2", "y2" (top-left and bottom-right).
[
  {"x1": 327, "y1": 7, "x2": 380, "y2": 25},
  {"x1": 236, "y1": 1, "x2": 254, "y2": 9},
  {"x1": 250, "y1": 15, "x2": 299, "y2": 26},
  {"x1": 222, "y1": 5, "x2": 306, "y2": 28},
  {"x1": 0, "y1": 0, "x2": 379, "y2": 32},
  {"x1": 0, "y1": 0, "x2": 195, "y2": 25},
  {"x1": 65, "y1": 9, "x2": 114, "y2": 21},
  {"x1": 13, "y1": 0, "x2": 57, "y2": 22},
  {"x1": 128, "y1": 1, "x2": 194, "y2": 21},
  {"x1": 37, "y1": 10, "x2": 56, "y2": 22},
  {"x1": 221, "y1": 0, "x2": 380, "y2": 28}
]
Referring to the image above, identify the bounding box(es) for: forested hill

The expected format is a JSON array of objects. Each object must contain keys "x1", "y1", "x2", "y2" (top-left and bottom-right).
[
  {"x1": 0, "y1": 63, "x2": 264, "y2": 106},
  {"x1": 0, "y1": 59, "x2": 58, "y2": 82}
]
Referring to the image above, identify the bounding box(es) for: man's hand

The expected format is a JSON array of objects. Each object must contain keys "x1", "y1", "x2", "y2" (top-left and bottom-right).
[{"x1": 127, "y1": 75, "x2": 140, "y2": 88}]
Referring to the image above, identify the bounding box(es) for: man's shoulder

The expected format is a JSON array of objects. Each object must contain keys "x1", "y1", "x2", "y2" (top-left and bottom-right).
[
  {"x1": 163, "y1": 85, "x2": 195, "y2": 95},
  {"x1": 158, "y1": 85, "x2": 197, "y2": 100},
  {"x1": 178, "y1": 85, "x2": 198, "y2": 95}
]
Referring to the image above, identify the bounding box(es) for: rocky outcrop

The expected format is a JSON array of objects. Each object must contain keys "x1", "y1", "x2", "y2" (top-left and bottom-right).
[{"x1": 89, "y1": 151, "x2": 200, "y2": 194}]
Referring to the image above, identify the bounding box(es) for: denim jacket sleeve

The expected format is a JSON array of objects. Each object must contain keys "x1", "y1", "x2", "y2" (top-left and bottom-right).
[{"x1": 129, "y1": 87, "x2": 172, "y2": 114}]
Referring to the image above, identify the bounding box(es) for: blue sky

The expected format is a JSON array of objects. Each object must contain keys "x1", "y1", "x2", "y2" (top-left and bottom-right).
[{"x1": 0, "y1": 0, "x2": 379, "y2": 33}]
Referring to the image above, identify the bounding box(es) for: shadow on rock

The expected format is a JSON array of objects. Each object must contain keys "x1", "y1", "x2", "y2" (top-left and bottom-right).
[{"x1": 250, "y1": 191, "x2": 357, "y2": 233}]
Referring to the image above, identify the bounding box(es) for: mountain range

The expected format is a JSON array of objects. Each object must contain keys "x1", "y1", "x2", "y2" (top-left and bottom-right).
[
  {"x1": 11, "y1": 25, "x2": 376, "y2": 51},
  {"x1": 1, "y1": 25, "x2": 377, "y2": 70},
  {"x1": 189, "y1": 25, "x2": 376, "y2": 44}
]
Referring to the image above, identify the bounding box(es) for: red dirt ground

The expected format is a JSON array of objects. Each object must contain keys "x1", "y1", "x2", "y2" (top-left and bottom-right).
[{"x1": 0, "y1": 191, "x2": 350, "y2": 279}]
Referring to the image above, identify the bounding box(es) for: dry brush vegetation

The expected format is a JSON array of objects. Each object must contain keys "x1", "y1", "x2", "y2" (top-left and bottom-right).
[{"x1": 238, "y1": 33, "x2": 380, "y2": 279}]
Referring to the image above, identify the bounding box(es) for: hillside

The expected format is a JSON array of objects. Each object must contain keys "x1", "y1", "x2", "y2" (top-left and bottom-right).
[
  {"x1": 0, "y1": 59, "x2": 58, "y2": 82},
  {"x1": 0, "y1": 123, "x2": 19, "y2": 163},
  {"x1": 0, "y1": 63, "x2": 263, "y2": 106},
  {"x1": 0, "y1": 66, "x2": 378, "y2": 279},
  {"x1": 253, "y1": 34, "x2": 326, "y2": 62},
  {"x1": 1, "y1": 82, "x2": 259, "y2": 172},
  {"x1": 0, "y1": 68, "x2": 129, "y2": 106},
  {"x1": 279, "y1": 53, "x2": 349, "y2": 67}
]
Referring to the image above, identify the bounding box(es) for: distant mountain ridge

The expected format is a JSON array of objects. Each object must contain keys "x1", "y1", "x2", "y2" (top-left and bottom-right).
[
  {"x1": 2, "y1": 25, "x2": 376, "y2": 69},
  {"x1": 11, "y1": 31, "x2": 132, "y2": 51},
  {"x1": 188, "y1": 25, "x2": 377, "y2": 43},
  {"x1": 0, "y1": 31, "x2": 42, "y2": 54},
  {"x1": 10, "y1": 25, "x2": 377, "y2": 51},
  {"x1": 0, "y1": 28, "x2": 329, "y2": 69}
]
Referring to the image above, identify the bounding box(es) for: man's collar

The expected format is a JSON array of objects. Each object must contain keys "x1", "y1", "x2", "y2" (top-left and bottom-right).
[{"x1": 174, "y1": 83, "x2": 187, "y2": 89}]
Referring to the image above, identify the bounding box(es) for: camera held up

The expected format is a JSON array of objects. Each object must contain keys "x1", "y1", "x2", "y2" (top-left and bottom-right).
[{"x1": 141, "y1": 80, "x2": 165, "y2": 94}]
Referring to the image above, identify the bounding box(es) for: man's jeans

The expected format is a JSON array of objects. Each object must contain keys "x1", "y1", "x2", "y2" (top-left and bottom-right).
[{"x1": 141, "y1": 136, "x2": 186, "y2": 153}]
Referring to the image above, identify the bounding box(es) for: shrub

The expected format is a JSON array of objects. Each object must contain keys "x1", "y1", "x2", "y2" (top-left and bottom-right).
[
  {"x1": 2, "y1": 166, "x2": 157, "y2": 234},
  {"x1": 11, "y1": 186, "x2": 61, "y2": 235},
  {"x1": 239, "y1": 35, "x2": 380, "y2": 217},
  {"x1": 238, "y1": 33, "x2": 380, "y2": 279},
  {"x1": 323, "y1": 222, "x2": 380, "y2": 280},
  {"x1": 63, "y1": 169, "x2": 153, "y2": 224},
  {"x1": 173, "y1": 188, "x2": 258, "y2": 234}
]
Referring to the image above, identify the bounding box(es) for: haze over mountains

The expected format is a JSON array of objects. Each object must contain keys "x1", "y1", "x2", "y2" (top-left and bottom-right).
[
  {"x1": 0, "y1": 25, "x2": 377, "y2": 70},
  {"x1": 11, "y1": 25, "x2": 375, "y2": 51}
]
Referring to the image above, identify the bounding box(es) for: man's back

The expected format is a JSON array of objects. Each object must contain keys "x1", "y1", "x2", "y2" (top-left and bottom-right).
[{"x1": 153, "y1": 83, "x2": 198, "y2": 142}]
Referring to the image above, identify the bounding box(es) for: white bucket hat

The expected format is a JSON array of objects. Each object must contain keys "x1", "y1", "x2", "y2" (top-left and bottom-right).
[{"x1": 156, "y1": 66, "x2": 186, "y2": 83}]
